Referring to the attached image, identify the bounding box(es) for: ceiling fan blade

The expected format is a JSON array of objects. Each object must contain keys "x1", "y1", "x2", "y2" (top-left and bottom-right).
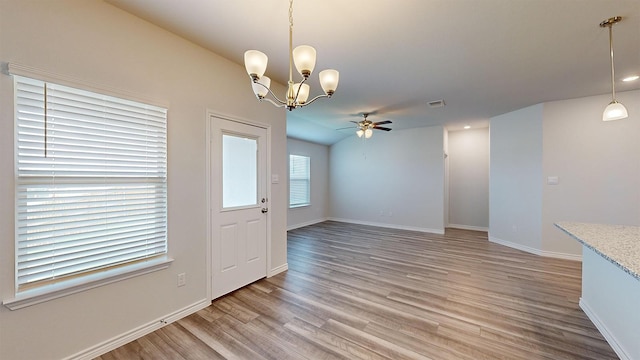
[
  {"x1": 349, "y1": 120, "x2": 360, "y2": 124},
  {"x1": 374, "y1": 126, "x2": 392, "y2": 131},
  {"x1": 373, "y1": 120, "x2": 392, "y2": 125},
  {"x1": 336, "y1": 126, "x2": 357, "y2": 131}
]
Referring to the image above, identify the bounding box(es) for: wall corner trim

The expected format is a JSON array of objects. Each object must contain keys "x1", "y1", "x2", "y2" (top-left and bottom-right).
[
  {"x1": 268, "y1": 263, "x2": 288, "y2": 277},
  {"x1": 287, "y1": 218, "x2": 329, "y2": 231},
  {"x1": 488, "y1": 235, "x2": 581, "y2": 261},
  {"x1": 447, "y1": 224, "x2": 489, "y2": 232},
  {"x1": 327, "y1": 218, "x2": 445, "y2": 235}
]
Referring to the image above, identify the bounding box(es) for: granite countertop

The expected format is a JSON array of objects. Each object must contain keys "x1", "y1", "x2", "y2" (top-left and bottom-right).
[{"x1": 555, "y1": 222, "x2": 640, "y2": 281}]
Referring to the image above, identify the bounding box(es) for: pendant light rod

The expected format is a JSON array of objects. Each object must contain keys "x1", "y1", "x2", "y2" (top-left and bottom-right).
[{"x1": 600, "y1": 16, "x2": 622, "y2": 101}]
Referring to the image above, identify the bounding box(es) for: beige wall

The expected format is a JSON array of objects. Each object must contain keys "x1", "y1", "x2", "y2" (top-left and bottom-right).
[{"x1": 0, "y1": 1, "x2": 287, "y2": 359}]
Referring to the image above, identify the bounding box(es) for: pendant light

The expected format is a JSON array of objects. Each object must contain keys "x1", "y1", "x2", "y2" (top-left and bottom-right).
[{"x1": 600, "y1": 16, "x2": 628, "y2": 121}]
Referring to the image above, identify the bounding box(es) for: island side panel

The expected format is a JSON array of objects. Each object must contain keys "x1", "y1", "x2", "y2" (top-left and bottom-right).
[{"x1": 581, "y1": 246, "x2": 640, "y2": 360}]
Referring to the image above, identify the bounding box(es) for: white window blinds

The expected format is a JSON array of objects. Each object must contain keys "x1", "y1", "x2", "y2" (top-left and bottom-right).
[
  {"x1": 15, "y1": 76, "x2": 168, "y2": 289},
  {"x1": 289, "y1": 154, "x2": 310, "y2": 207}
]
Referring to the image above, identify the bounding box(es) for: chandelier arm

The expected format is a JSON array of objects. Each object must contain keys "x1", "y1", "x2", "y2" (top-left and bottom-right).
[
  {"x1": 253, "y1": 80, "x2": 287, "y2": 105},
  {"x1": 261, "y1": 97, "x2": 287, "y2": 108},
  {"x1": 299, "y1": 93, "x2": 329, "y2": 107},
  {"x1": 292, "y1": 76, "x2": 308, "y2": 104}
]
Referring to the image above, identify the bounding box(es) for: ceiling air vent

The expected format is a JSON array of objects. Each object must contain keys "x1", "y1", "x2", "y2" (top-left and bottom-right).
[{"x1": 428, "y1": 99, "x2": 445, "y2": 108}]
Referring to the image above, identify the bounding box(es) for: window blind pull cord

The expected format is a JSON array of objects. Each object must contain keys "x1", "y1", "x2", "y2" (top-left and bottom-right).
[{"x1": 43, "y1": 83, "x2": 48, "y2": 158}]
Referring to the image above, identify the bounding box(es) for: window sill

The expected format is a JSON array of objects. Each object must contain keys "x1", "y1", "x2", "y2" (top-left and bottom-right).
[
  {"x1": 289, "y1": 204, "x2": 311, "y2": 209},
  {"x1": 3, "y1": 257, "x2": 174, "y2": 311}
]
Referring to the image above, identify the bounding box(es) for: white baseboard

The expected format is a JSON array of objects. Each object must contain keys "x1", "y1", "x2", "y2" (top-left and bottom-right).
[
  {"x1": 65, "y1": 298, "x2": 211, "y2": 360},
  {"x1": 268, "y1": 263, "x2": 288, "y2": 277},
  {"x1": 580, "y1": 298, "x2": 631, "y2": 360},
  {"x1": 287, "y1": 218, "x2": 328, "y2": 231},
  {"x1": 327, "y1": 217, "x2": 445, "y2": 235},
  {"x1": 447, "y1": 224, "x2": 489, "y2": 232},
  {"x1": 488, "y1": 235, "x2": 581, "y2": 261}
]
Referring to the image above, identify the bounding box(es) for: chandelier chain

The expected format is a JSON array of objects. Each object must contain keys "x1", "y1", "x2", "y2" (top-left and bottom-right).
[{"x1": 289, "y1": 0, "x2": 294, "y2": 30}]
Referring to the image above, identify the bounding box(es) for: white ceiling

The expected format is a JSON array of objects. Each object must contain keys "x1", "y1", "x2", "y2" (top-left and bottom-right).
[{"x1": 106, "y1": 0, "x2": 639, "y2": 145}]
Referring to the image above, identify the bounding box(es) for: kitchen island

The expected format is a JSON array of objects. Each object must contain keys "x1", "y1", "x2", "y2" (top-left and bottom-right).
[{"x1": 555, "y1": 222, "x2": 639, "y2": 360}]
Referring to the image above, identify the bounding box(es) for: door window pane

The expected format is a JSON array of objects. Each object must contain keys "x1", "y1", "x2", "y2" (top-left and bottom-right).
[{"x1": 222, "y1": 134, "x2": 257, "y2": 208}]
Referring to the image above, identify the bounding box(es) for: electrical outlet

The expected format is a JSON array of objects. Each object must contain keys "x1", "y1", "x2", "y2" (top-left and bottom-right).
[{"x1": 177, "y1": 273, "x2": 186, "y2": 287}]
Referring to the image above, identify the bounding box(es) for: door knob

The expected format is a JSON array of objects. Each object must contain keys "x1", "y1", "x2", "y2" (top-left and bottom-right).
[{"x1": 261, "y1": 208, "x2": 268, "y2": 214}]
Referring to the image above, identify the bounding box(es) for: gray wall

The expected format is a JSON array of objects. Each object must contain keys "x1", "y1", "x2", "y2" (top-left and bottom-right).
[
  {"x1": 489, "y1": 104, "x2": 544, "y2": 252},
  {"x1": 287, "y1": 138, "x2": 330, "y2": 229},
  {"x1": 0, "y1": 1, "x2": 288, "y2": 359},
  {"x1": 489, "y1": 90, "x2": 639, "y2": 258},
  {"x1": 447, "y1": 128, "x2": 490, "y2": 230},
  {"x1": 329, "y1": 126, "x2": 445, "y2": 233},
  {"x1": 542, "y1": 90, "x2": 640, "y2": 255}
]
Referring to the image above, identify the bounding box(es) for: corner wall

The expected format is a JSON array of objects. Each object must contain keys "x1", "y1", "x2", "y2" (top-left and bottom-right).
[
  {"x1": 448, "y1": 128, "x2": 490, "y2": 230},
  {"x1": 489, "y1": 104, "x2": 543, "y2": 252},
  {"x1": 329, "y1": 126, "x2": 445, "y2": 233},
  {"x1": 287, "y1": 138, "x2": 330, "y2": 230}
]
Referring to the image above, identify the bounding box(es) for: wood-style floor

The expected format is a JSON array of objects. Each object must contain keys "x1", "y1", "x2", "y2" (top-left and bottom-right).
[{"x1": 97, "y1": 221, "x2": 618, "y2": 360}]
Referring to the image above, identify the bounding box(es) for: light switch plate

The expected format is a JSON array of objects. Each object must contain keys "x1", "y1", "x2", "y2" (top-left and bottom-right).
[
  {"x1": 547, "y1": 176, "x2": 559, "y2": 185},
  {"x1": 271, "y1": 174, "x2": 279, "y2": 184}
]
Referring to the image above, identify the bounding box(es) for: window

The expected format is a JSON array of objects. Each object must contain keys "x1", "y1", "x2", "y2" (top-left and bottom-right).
[
  {"x1": 289, "y1": 154, "x2": 310, "y2": 207},
  {"x1": 14, "y1": 76, "x2": 168, "y2": 291}
]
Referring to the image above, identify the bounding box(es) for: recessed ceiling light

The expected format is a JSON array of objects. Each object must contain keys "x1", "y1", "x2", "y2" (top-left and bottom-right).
[
  {"x1": 463, "y1": 125, "x2": 471, "y2": 129},
  {"x1": 622, "y1": 75, "x2": 639, "y2": 82}
]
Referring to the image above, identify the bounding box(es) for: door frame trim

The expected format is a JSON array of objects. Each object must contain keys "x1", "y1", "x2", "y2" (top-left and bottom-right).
[{"x1": 205, "y1": 110, "x2": 272, "y2": 301}]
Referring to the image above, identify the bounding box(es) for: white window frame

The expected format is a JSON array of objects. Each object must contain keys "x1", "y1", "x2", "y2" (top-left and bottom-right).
[
  {"x1": 3, "y1": 71, "x2": 172, "y2": 310},
  {"x1": 289, "y1": 154, "x2": 310, "y2": 208}
]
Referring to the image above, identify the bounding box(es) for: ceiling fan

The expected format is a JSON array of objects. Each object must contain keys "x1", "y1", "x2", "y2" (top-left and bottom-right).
[{"x1": 342, "y1": 113, "x2": 393, "y2": 139}]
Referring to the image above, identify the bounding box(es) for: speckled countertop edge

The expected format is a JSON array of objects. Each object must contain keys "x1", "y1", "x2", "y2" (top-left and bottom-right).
[{"x1": 555, "y1": 222, "x2": 640, "y2": 281}]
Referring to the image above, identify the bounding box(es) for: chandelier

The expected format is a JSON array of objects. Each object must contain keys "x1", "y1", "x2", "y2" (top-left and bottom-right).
[
  {"x1": 600, "y1": 16, "x2": 628, "y2": 121},
  {"x1": 243, "y1": 0, "x2": 339, "y2": 111}
]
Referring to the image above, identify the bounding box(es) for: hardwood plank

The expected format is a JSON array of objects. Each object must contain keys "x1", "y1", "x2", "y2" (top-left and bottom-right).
[{"x1": 97, "y1": 222, "x2": 619, "y2": 359}]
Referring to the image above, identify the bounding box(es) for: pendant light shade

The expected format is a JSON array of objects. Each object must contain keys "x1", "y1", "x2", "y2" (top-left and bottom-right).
[
  {"x1": 293, "y1": 45, "x2": 317, "y2": 77},
  {"x1": 319, "y1": 69, "x2": 340, "y2": 96},
  {"x1": 600, "y1": 16, "x2": 628, "y2": 121},
  {"x1": 244, "y1": 50, "x2": 268, "y2": 80},
  {"x1": 603, "y1": 101, "x2": 629, "y2": 121},
  {"x1": 252, "y1": 76, "x2": 271, "y2": 98}
]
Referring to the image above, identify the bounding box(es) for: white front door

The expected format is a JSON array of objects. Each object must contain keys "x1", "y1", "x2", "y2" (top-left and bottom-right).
[{"x1": 211, "y1": 116, "x2": 268, "y2": 299}]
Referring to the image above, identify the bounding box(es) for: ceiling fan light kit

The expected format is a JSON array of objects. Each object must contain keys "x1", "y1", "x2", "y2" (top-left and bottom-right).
[
  {"x1": 599, "y1": 16, "x2": 628, "y2": 121},
  {"x1": 243, "y1": 0, "x2": 339, "y2": 111},
  {"x1": 352, "y1": 113, "x2": 392, "y2": 139}
]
